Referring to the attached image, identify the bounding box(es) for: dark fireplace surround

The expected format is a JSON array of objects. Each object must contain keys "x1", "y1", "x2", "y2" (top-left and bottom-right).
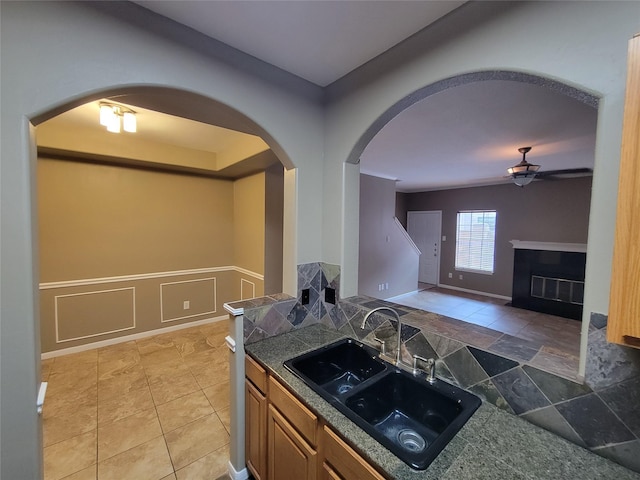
[{"x1": 511, "y1": 241, "x2": 586, "y2": 320}]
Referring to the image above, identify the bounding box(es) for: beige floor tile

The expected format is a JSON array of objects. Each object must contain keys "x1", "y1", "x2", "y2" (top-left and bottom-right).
[
  {"x1": 44, "y1": 384, "x2": 97, "y2": 419},
  {"x1": 202, "y1": 381, "x2": 229, "y2": 411},
  {"x1": 136, "y1": 335, "x2": 175, "y2": 355},
  {"x1": 44, "y1": 430, "x2": 96, "y2": 480},
  {"x1": 98, "y1": 341, "x2": 139, "y2": 363},
  {"x1": 98, "y1": 353, "x2": 142, "y2": 381},
  {"x1": 140, "y1": 346, "x2": 183, "y2": 368},
  {"x1": 144, "y1": 359, "x2": 191, "y2": 384},
  {"x1": 216, "y1": 407, "x2": 230, "y2": 435},
  {"x1": 47, "y1": 366, "x2": 98, "y2": 394},
  {"x1": 98, "y1": 365, "x2": 148, "y2": 402},
  {"x1": 42, "y1": 358, "x2": 54, "y2": 381},
  {"x1": 97, "y1": 408, "x2": 163, "y2": 461},
  {"x1": 61, "y1": 465, "x2": 96, "y2": 480},
  {"x1": 165, "y1": 414, "x2": 229, "y2": 470},
  {"x1": 149, "y1": 372, "x2": 200, "y2": 406},
  {"x1": 97, "y1": 436, "x2": 173, "y2": 480},
  {"x1": 44, "y1": 403, "x2": 97, "y2": 447},
  {"x1": 171, "y1": 331, "x2": 214, "y2": 358},
  {"x1": 198, "y1": 320, "x2": 228, "y2": 337},
  {"x1": 175, "y1": 444, "x2": 229, "y2": 480},
  {"x1": 98, "y1": 384, "x2": 155, "y2": 425},
  {"x1": 160, "y1": 475, "x2": 177, "y2": 480},
  {"x1": 156, "y1": 390, "x2": 214, "y2": 433},
  {"x1": 52, "y1": 350, "x2": 98, "y2": 374}
]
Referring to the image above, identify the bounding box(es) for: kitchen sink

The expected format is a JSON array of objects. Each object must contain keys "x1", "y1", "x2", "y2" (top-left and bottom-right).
[
  {"x1": 284, "y1": 338, "x2": 386, "y2": 397},
  {"x1": 284, "y1": 338, "x2": 481, "y2": 470}
]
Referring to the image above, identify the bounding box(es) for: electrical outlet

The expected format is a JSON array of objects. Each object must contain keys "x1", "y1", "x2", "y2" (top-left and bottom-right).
[
  {"x1": 385, "y1": 282, "x2": 389, "y2": 290},
  {"x1": 459, "y1": 274, "x2": 463, "y2": 280},
  {"x1": 442, "y1": 235, "x2": 447, "y2": 241},
  {"x1": 183, "y1": 301, "x2": 190, "y2": 310},
  {"x1": 325, "y1": 287, "x2": 336, "y2": 304},
  {"x1": 448, "y1": 272, "x2": 452, "y2": 278},
  {"x1": 301, "y1": 288, "x2": 310, "y2": 305}
]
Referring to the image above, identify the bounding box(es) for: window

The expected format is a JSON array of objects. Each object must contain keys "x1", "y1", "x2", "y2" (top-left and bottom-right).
[{"x1": 455, "y1": 210, "x2": 496, "y2": 274}]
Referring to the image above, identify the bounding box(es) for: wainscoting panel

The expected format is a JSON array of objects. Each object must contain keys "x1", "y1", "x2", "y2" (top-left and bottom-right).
[
  {"x1": 55, "y1": 287, "x2": 135, "y2": 343},
  {"x1": 160, "y1": 277, "x2": 217, "y2": 323},
  {"x1": 241, "y1": 278, "x2": 256, "y2": 300},
  {"x1": 40, "y1": 266, "x2": 263, "y2": 353}
]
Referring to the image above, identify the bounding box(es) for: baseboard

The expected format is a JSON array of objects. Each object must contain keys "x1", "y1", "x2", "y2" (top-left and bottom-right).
[
  {"x1": 438, "y1": 283, "x2": 511, "y2": 301},
  {"x1": 227, "y1": 461, "x2": 249, "y2": 480},
  {"x1": 41, "y1": 315, "x2": 227, "y2": 359}
]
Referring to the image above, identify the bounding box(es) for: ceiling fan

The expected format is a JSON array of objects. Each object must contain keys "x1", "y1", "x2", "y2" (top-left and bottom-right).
[{"x1": 507, "y1": 146, "x2": 593, "y2": 187}]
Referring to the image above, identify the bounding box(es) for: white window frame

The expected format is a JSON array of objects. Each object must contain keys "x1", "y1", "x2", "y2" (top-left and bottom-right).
[{"x1": 455, "y1": 210, "x2": 496, "y2": 275}]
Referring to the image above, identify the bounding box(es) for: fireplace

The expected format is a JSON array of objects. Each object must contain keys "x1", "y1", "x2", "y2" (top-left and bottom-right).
[{"x1": 510, "y1": 241, "x2": 586, "y2": 320}]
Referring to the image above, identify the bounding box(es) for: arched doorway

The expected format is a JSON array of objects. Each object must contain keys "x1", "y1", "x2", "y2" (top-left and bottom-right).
[{"x1": 346, "y1": 70, "x2": 599, "y2": 378}]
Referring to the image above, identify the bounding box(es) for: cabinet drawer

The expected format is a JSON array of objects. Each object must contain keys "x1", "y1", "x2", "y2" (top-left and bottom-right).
[
  {"x1": 322, "y1": 426, "x2": 385, "y2": 480},
  {"x1": 246, "y1": 355, "x2": 267, "y2": 393},
  {"x1": 269, "y1": 376, "x2": 318, "y2": 447}
]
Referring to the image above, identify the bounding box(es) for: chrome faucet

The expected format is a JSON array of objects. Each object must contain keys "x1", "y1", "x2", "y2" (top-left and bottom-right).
[{"x1": 361, "y1": 306, "x2": 403, "y2": 366}]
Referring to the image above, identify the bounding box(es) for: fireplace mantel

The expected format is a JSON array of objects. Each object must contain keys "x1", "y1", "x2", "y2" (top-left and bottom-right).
[{"x1": 510, "y1": 240, "x2": 587, "y2": 253}]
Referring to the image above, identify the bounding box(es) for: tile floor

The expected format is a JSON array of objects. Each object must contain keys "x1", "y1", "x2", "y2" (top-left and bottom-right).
[
  {"x1": 41, "y1": 320, "x2": 232, "y2": 480},
  {"x1": 388, "y1": 284, "x2": 582, "y2": 379}
]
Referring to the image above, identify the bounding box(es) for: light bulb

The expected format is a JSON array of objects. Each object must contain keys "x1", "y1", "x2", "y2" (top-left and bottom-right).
[{"x1": 123, "y1": 111, "x2": 136, "y2": 133}]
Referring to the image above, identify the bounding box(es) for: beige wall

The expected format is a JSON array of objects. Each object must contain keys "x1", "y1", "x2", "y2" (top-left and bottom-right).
[
  {"x1": 264, "y1": 163, "x2": 285, "y2": 294},
  {"x1": 38, "y1": 156, "x2": 267, "y2": 352},
  {"x1": 233, "y1": 172, "x2": 266, "y2": 275},
  {"x1": 38, "y1": 157, "x2": 235, "y2": 281}
]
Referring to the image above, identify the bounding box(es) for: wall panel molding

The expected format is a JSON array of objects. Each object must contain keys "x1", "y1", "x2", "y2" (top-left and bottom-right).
[
  {"x1": 55, "y1": 287, "x2": 136, "y2": 343},
  {"x1": 40, "y1": 266, "x2": 263, "y2": 290},
  {"x1": 241, "y1": 278, "x2": 256, "y2": 300},
  {"x1": 160, "y1": 277, "x2": 217, "y2": 323}
]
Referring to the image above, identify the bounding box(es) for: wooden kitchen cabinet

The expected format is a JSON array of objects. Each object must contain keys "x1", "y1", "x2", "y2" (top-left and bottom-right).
[
  {"x1": 609, "y1": 33, "x2": 640, "y2": 348},
  {"x1": 320, "y1": 426, "x2": 386, "y2": 480},
  {"x1": 245, "y1": 356, "x2": 267, "y2": 480},
  {"x1": 245, "y1": 355, "x2": 386, "y2": 480},
  {"x1": 268, "y1": 404, "x2": 317, "y2": 480}
]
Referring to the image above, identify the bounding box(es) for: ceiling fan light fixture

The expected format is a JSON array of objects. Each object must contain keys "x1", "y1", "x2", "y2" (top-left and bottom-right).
[{"x1": 508, "y1": 146, "x2": 540, "y2": 187}]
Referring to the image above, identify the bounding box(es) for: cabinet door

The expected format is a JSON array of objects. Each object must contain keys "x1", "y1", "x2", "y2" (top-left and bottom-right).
[
  {"x1": 321, "y1": 426, "x2": 385, "y2": 480},
  {"x1": 609, "y1": 33, "x2": 640, "y2": 348},
  {"x1": 320, "y1": 462, "x2": 343, "y2": 480},
  {"x1": 268, "y1": 405, "x2": 317, "y2": 480},
  {"x1": 245, "y1": 380, "x2": 267, "y2": 480}
]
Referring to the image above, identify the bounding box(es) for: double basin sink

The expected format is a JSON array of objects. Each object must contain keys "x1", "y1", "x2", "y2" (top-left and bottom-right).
[{"x1": 284, "y1": 338, "x2": 481, "y2": 470}]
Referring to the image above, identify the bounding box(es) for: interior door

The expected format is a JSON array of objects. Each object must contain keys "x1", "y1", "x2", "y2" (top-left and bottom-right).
[{"x1": 407, "y1": 211, "x2": 442, "y2": 285}]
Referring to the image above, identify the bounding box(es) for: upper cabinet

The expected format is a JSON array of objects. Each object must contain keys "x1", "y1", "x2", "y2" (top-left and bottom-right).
[{"x1": 609, "y1": 33, "x2": 640, "y2": 348}]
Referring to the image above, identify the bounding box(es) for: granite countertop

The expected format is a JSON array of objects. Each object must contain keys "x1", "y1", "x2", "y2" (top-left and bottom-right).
[{"x1": 245, "y1": 324, "x2": 640, "y2": 480}]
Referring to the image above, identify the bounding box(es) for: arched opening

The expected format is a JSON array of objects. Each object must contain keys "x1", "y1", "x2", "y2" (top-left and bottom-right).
[
  {"x1": 34, "y1": 86, "x2": 294, "y2": 478},
  {"x1": 349, "y1": 71, "x2": 598, "y2": 381}
]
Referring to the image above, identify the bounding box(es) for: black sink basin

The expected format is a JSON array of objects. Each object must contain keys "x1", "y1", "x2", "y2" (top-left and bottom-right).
[
  {"x1": 343, "y1": 370, "x2": 481, "y2": 469},
  {"x1": 284, "y1": 338, "x2": 386, "y2": 397},
  {"x1": 284, "y1": 338, "x2": 481, "y2": 470}
]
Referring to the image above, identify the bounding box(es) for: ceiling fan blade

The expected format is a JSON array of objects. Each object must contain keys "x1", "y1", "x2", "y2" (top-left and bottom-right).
[{"x1": 536, "y1": 168, "x2": 593, "y2": 178}]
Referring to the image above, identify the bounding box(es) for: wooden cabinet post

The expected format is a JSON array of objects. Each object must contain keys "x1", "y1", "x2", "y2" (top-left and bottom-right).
[{"x1": 609, "y1": 33, "x2": 640, "y2": 348}]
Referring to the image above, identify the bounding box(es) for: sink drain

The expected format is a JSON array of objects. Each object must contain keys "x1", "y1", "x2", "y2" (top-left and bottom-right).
[
  {"x1": 397, "y1": 429, "x2": 427, "y2": 453},
  {"x1": 336, "y1": 383, "x2": 353, "y2": 394}
]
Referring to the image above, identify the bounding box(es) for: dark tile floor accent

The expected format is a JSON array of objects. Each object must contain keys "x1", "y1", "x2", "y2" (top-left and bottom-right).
[
  {"x1": 596, "y1": 376, "x2": 640, "y2": 438},
  {"x1": 522, "y1": 365, "x2": 592, "y2": 404},
  {"x1": 491, "y1": 367, "x2": 550, "y2": 415},
  {"x1": 468, "y1": 346, "x2": 519, "y2": 377},
  {"x1": 443, "y1": 347, "x2": 488, "y2": 388},
  {"x1": 555, "y1": 393, "x2": 636, "y2": 448}
]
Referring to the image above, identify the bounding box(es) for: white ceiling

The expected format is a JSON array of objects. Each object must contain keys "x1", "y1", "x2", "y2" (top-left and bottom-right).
[
  {"x1": 45, "y1": 2, "x2": 597, "y2": 191},
  {"x1": 135, "y1": 0, "x2": 465, "y2": 86},
  {"x1": 360, "y1": 80, "x2": 597, "y2": 192}
]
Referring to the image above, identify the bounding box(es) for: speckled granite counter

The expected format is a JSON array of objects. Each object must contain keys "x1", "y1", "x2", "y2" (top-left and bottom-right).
[{"x1": 245, "y1": 324, "x2": 640, "y2": 480}]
